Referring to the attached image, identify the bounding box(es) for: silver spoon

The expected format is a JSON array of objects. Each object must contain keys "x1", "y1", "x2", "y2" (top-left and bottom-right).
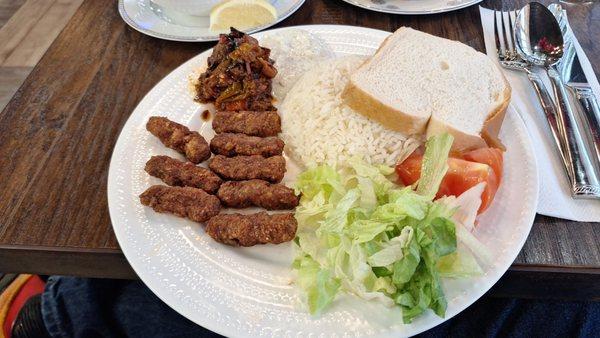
[{"x1": 515, "y1": 2, "x2": 599, "y2": 197}]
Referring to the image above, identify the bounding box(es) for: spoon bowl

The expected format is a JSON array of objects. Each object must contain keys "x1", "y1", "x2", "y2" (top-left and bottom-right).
[{"x1": 515, "y1": 2, "x2": 564, "y2": 67}]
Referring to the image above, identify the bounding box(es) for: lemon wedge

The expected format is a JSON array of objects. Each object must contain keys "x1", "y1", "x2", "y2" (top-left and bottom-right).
[{"x1": 209, "y1": 0, "x2": 277, "y2": 33}]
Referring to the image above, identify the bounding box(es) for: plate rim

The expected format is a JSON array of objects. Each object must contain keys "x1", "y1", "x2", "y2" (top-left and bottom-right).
[
  {"x1": 117, "y1": 0, "x2": 306, "y2": 42},
  {"x1": 339, "y1": 0, "x2": 483, "y2": 15},
  {"x1": 107, "y1": 24, "x2": 539, "y2": 337}
]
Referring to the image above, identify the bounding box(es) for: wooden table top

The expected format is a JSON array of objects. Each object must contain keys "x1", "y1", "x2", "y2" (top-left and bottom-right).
[{"x1": 0, "y1": 0, "x2": 598, "y2": 297}]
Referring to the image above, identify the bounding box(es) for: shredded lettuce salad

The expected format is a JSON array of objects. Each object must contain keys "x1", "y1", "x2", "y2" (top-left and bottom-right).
[{"x1": 292, "y1": 133, "x2": 490, "y2": 323}]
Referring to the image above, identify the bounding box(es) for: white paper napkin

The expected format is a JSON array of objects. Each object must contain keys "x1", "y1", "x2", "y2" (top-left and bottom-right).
[{"x1": 479, "y1": 6, "x2": 600, "y2": 222}]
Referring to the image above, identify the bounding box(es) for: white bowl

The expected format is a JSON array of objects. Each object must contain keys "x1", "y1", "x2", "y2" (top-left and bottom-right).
[{"x1": 151, "y1": 0, "x2": 222, "y2": 17}]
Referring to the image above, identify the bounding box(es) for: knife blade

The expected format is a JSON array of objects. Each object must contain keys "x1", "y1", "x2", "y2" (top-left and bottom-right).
[
  {"x1": 549, "y1": 5, "x2": 592, "y2": 88},
  {"x1": 564, "y1": 53, "x2": 589, "y2": 86},
  {"x1": 550, "y1": 4, "x2": 600, "y2": 196}
]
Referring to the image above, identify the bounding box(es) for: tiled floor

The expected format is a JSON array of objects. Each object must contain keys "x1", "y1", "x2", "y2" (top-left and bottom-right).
[{"x1": 0, "y1": 0, "x2": 83, "y2": 111}]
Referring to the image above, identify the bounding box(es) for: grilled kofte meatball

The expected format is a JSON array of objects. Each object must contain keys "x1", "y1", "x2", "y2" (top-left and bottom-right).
[
  {"x1": 217, "y1": 180, "x2": 299, "y2": 210},
  {"x1": 209, "y1": 155, "x2": 286, "y2": 183},
  {"x1": 206, "y1": 212, "x2": 297, "y2": 246},
  {"x1": 146, "y1": 116, "x2": 210, "y2": 164},
  {"x1": 210, "y1": 133, "x2": 284, "y2": 157},
  {"x1": 212, "y1": 111, "x2": 281, "y2": 137},
  {"x1": 139, "y1": 185, "x2": 220, "y2": 223},
  {"x1": 144, "y1": 155, "x2": 222, "y2": 194}
]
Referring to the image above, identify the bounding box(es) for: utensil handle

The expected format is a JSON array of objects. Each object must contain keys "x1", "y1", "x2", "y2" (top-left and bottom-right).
[
  {"x1": 527, "y1": 72, "x2": 570, "y2": 179},
  {"x1": 527, "y1": 72, "x2": 559, "y2": 134},
  {"x1": 546, "y1": 68, "x2": 600, "y2": 198},
  {"x1": 574, "y1": 87, "x2": 600, "y2": 165}
]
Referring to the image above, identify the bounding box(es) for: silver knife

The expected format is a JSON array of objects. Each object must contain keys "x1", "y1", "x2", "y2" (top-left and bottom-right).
[
  {"x1": 564, "y1": 53, "x2": 600, "y2": 160},
  {"x1": 550, "y1": 4, "x2": 600, "y2": 197}
]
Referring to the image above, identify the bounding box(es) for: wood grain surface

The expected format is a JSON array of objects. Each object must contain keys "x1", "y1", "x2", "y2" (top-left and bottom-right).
[
  {"x1": 0, "y1": 0, "x2": 25, "y2": 28},
  {"x1": 0, "y1": 0, "x2": 55, "y2": 64},
  {"x1": 0, "y1": 0, "x2": 598, "y2": 288},
  {"x1": 0, "y1": 0, "x2": 85, "y2": 114},
  {"x1": 2, "y1": 0, "x2": 84, "y2": 67},
  {"x1": 0, "y1": 66, "x2": 30, "y2": 110}
]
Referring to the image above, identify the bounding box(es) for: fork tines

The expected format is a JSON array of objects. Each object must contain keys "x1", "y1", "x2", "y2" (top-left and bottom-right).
[{"x1": 494, "y1": 10, "x2": 518, "y2": 61}]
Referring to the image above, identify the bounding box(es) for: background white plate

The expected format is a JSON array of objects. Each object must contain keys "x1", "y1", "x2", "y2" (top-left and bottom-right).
[
  {"x1": 340, "y1": 0, "x2": 482, "y2": 15},
  {"x1": 108, "y1": 25, "x2": 539, "y2": 337},
  {"x1": 118, "y1": 0, "x2": 305, "y2": 41}
]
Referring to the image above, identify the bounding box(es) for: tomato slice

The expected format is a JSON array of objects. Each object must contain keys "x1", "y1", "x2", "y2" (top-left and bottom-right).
[
  {"x1": 395, "y1": 153, "x2": 422, "y2": 189},
  {"x1": 439, "y1": 159, "x2": 498, "y2": 211},
  {"x1": 462, "y1": 148, "x2": 504, "y2": 183},
  {"x1": 395, "y1": 148, "x2": 503, "y2": 214}
]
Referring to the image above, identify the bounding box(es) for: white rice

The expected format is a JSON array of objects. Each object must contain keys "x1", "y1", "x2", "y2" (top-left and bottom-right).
[
  {"x1": 260, "y1": 29, "x2": 334, "y2": 101},
  {"x1": 280, "y1": 56, "x2": 421, "y2": 168}
]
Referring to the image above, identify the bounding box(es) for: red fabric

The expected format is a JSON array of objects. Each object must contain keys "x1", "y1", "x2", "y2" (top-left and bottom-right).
[{"x1": 3, "y1": 275, "x2": 45, "y2": 338}]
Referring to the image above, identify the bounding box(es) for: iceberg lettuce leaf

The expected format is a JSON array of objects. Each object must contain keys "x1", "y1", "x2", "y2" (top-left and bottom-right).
[
  {"x1": 416, "y1": 134, "x2": 453, "y2": 199},
  {"x1": 293, "y1": 133, "x2": 487, "y2": 324}
]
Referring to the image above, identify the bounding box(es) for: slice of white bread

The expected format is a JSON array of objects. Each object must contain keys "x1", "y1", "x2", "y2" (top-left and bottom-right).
[{"x1": 342, "y1": 27, "x2": 511, "y2": 150}]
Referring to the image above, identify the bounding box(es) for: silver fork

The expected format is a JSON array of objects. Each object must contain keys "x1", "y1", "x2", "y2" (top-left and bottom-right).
[
  {"x1": 494, "y1": 10, "x2": 523, "y2": 67},
  {"x1": 494, "y1": 10, "x2": 564, "y2": 154},
  {"x1": 494, "y1": 10, "x2": 557, "y2": 119}
]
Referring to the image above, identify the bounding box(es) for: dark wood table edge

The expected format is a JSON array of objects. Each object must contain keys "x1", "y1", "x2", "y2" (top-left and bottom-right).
[
  {"x1": 1, "y1": 244, "x2": 598, "y2": 300},
  {"x1": 509, "y1": 263, "x2": 600, "y2": 274},
  {"x1": 0, "y1": 245, "x2": 137, "y2": 279},
  {"x1": 491, "y1": 265, "x2": 600, "y2": 301}
]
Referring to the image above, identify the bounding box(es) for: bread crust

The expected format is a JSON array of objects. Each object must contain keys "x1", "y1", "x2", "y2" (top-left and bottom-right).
[
  {"x1": 425, "y1": 81, "x2": 510, "y2": 151},
  {"x1": 341, "y1": 81, "x2": 430, "y2": 135},
  {"x1": 483, "y1": 70, "x2": 512, "y2": 139},
  {"x1": 425, "y1": 89, "x2": 510, "y2": 152},
  {"x1": 426, "y1": 116, "x2": 487, "y2": 151}
]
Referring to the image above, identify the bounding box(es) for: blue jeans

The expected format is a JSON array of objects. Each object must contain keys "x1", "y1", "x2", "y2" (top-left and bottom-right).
[{"x1": 41, "y1": 276, "x2": 598, "y2": 338}]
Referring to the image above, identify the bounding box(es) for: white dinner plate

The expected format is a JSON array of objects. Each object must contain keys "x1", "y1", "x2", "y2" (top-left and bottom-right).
[
  {"x1": 340, "y1": 0, "x2": 482, "y2": 15},
  {"x1": 118, "y1": 0, "x2": 305, "y2": 41},
  {"x1": 108, "y1": 25, "x2": 539, "y2": 337}
]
